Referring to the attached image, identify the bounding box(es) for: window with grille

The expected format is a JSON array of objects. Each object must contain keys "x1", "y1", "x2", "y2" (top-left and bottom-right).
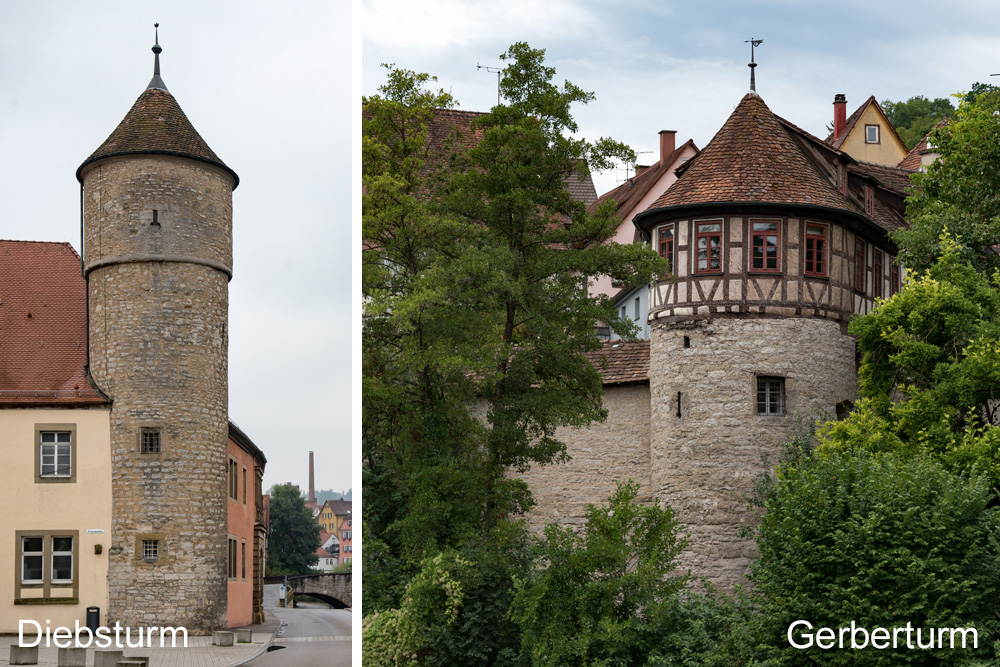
[
  {"x1": 804, "y1": 224, "x2": 827, "y2": 277},
  {"x1": 142, "y1": 539, "x2": 159, "y2": 562},
  {"x1": 750, "y1": 220, "x2": 780, "y2": 272},
  {"x1": 757, "y1": 376, "x2": 784, "y2": 416},
  {"x1": 141, "y1": 428, "x2": 161, "y2": 454},
  {"x1": 694, "y1": 220, "x2": 723, "y2": 274}
]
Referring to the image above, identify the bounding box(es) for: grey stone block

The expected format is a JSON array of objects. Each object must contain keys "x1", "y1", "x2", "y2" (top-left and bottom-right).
[
  {"x1": 9, "y1": 644, "x2": 38, "y2": 665},
  {"x1": 57, "y1": 647, "x2": 86, "y2": 667},
  {"x1": 94, "y1": 649, "x2": 124, "y2": 667}
]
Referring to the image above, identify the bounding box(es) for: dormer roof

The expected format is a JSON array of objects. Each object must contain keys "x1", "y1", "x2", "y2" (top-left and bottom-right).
[{"x1": 590, "y1": 139, "x2": 698, "y2": 222}]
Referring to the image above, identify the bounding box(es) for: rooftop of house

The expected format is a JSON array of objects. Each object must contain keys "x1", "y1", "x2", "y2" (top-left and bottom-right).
[
  {"x1": 897, "y1": 118, "x2": 949, "y2": 171},
  {"x1": 587, "y1": 339, "x2": 649, "y2": 385},
  {"x1": 0, "y1": 240, "x2": 107, "y2": 406},
  {"x1": 825, "y1": 95, "x2": 906, "y2": 152},
  {"x1": 590, "y1": 139, "x2": 698, "y2": 223},
  {"x1": 322, "y1": 499, "x2": 352, "y2": 517}
]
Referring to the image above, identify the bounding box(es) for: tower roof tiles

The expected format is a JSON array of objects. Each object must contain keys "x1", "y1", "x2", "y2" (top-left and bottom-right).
[{"x1": 77, "y1": 87, "x2": 238, "y2": 188}]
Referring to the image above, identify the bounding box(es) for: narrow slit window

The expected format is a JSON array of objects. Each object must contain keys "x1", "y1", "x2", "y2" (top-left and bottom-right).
[
  {"x1": 873, "y1": 250, "x2": 883, "y2": 299},
  {"x1": 855, "y1": 238, "x2": 866, "y2": 292}
]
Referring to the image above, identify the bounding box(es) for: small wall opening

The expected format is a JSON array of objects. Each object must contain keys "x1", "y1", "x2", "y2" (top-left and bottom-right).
[
  {"x1": 683, "y1": 336, "x2": 690, "y2": 348},
  {"x1": 676, "y1": 391, "x2": 682, "y2": 418},
  {"x1": 151, "y1": 210, "x2": 160, "y2": 227}
]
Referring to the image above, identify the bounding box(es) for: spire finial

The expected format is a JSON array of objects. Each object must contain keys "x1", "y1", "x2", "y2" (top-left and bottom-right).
[
  {"x1": 147, "y1": 22, "x2": 168, "y2": 91},
  {"x1": 745, "y1": 38, "x2": 763, "y2": 94}
]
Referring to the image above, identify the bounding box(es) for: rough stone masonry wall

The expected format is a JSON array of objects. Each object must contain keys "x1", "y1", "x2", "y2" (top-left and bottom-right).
[
  {"x1": 83, "y1": 155, "x2": 233, "y2": 633},
  {"x1": 522, "y1": 383, "x2": 652, "y2": 531},
  {"x1": 649, "y1": 316, "x2": 856, "y2": 589}
]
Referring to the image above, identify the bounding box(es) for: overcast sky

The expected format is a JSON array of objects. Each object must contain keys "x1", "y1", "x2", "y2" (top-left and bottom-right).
[
  {"x1": 1, "y1": 2, "x2": 352, "y2": 496},
  {"x1": 362, "y1": 0, "x2": 1000, "y2": 194}
]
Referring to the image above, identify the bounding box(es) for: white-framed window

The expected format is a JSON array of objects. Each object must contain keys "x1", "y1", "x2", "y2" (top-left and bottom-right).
[
  {"x1": 40, "y1": 431, "x2": 72, "y2": 478},
  {"x1": 757, "y1": 376, "x2": 784, "y2": 416},
  {"x1": 142, "y1": 539, "x2": 159, "y2": 562},
  {"x1": 16, "y1": 531, "x2": 78, "y2": 602},
  {"x1": 865, "y1": 124, "x2": 880, "y2": 144},
  {"x1": 51, "y1": 536, "x2": 73, "y2": 584},
  {"x1": 21, "y1": 536, "x2": 44, "y2": 584}
]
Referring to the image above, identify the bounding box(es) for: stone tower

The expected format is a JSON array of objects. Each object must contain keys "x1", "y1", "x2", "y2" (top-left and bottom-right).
[{"x1": 77, "y1": 34, "x2": 238, "y2": 631}]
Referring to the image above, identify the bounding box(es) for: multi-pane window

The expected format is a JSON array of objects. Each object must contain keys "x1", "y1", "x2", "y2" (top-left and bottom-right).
[
  {"x1": 656, "y1": 224, "x2": 674, "y2": 274},
  {"x1": 804, "y1": 224, "x2": 827, "y2": 277},
  {"x1": 21, "y1": 537, "x2": 43, "y2": 584},
  {"x1": 873, "y1": 250, "x2": 883, "y2": 298},
  {"x1": 141, "y1": 428, "x2": 161, "y2": 454},
  {"x1": 750, "y1": 220, "x2": 780, "y2": 273},
  {"x1": 694, "y1": 221, "x2": 723, "y2": 274},
  {"x1": 142, "y1": 539, "x2": 159, "y2": 562},
  {"x1": 855, "y1": 238, "x2": 866, "y2": 292},
  {"x1": 229, "y1": 458, "x2": 239, "y2": 500},
  {"x1": 757, "y1": 377, "x2": 784, "y2": 416},
  {"x1": 40, "y1": 431, "x2": 72, "y2": 478}
]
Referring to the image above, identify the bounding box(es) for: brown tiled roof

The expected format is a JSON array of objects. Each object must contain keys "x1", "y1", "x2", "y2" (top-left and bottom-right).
[
  {"x1": 897, "y1": 118, "x2": 949, "y2": 171},
  {"x1": 77, "y1": 88, "x2": 237, "y2": 187},
  {"x1": 591, "y1": 140, "x2": 698, "y2": 221},
  {"x1": 0, "y1": 241, "x2": 107, "y2": 405},
  {"x1": 565, "y1": 169, "x2": 598, "y2": 209},
  {"x1": 648, "y1": 94, "x2": 855, "y2": 212},
  {"x1": 324, "y1": 499, "x2": 352, "y2": 516},
  {"x1": 586, "y1": 339, "x2": 649, "y2": 385},
  {"x1": 848, "y1": 161, "x2": 915, "y2": 196}
]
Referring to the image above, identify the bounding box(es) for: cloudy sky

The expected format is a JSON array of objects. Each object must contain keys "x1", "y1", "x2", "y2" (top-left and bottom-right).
[
  {"x1": 1, "y1": 2, "x2": 352, "y2": 496},
  {"x1": 362, "y1": 0, "x2": 1000, "y2": 194}
]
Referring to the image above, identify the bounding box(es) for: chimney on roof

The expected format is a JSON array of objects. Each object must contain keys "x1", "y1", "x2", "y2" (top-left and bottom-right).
[
  {"x1": 833, "y1": 94, "x2": 847, "y2": 141},
  {"x1": 659, "y1": 130, "x2": 676, "y2": 164},
  {"x1": 308, "y1": 451, "x2": 316, "y2": 504}
]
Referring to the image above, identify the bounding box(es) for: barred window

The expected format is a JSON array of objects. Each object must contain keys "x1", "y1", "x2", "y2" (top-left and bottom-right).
[
  {"x1": 757, "y1": 377, "x2": 784, "y2": 416},
  {"x1": 142, "y1": 539, "x2": 159, "y2": 562},
  {"x1": 141, "y1": 428, "x2": 161, "y2": 454}
]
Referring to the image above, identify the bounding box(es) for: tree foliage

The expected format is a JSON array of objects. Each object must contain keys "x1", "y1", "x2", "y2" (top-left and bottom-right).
[
  {"x1": 266, "y1": 483, "x2": 320, "y2": 575},
  {"x1": 362, "y1": 44, "x2": 662, "y2": 570},
  {"x1": 881, "y1": 94, "x2": 954, "y2": 150},
  {"x1": 893, "y1": 84, "x2": 1000, "y2": 274},
  {"x1": 749, "y1": 447, "x2": 1000, "y2": 665}
]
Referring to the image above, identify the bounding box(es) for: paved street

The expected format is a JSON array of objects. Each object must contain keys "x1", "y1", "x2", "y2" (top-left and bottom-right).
[{"x1": 241, "y1": 585, "x2": 352, "y2": 667}]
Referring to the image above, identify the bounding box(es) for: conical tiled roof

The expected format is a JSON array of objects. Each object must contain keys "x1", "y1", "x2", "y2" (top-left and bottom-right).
[
  {"x1": 77, "y1": 87, "x2": 238, "y2": 188},
  {"x1": 647, "y1": 93, "x2": 853, "y2": 212}
]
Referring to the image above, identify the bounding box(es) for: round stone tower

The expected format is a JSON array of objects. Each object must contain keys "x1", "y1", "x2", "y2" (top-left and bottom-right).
[{"x1": 78, "y1": 34, "x2": 238, "y2": 632}]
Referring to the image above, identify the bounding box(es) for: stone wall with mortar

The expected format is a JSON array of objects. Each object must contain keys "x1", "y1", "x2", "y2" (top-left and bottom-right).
[
  {"x1": 83, "y1": 153, "x2": 234, "y2": 632},
  {"x1": 649, "y1": 316, "x2": 857, "y2": 588},
  {"x1": 521, "y1": 383, "x2": 652, "y2": 530}
]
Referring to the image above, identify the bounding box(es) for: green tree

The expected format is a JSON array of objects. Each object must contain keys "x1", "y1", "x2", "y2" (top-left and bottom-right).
[
  {"x1": 511, "y1": 481, "x2": 694, "y2": 667},
  {"x1": 881, "y1": 94, "x2": 954, "y2": 149},
  {"x1": 266, "y1": 483, "x2": 320, "y2": 575},
  {"x1": 823, "y1": 235, "x2": 1000, "y2": 492},
  {"x1": 363, "y1": 44, "x2": 661, "y2": 565},
  {"x1": 748, "y1": 447, "x2": 1000, "y2": 665},
  {"x1": 893, "y1": 85, "x2": 1000, "y2": 273}
]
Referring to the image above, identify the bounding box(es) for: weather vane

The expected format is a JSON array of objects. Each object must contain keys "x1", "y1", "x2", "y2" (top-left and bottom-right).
[
  {"x1": 477, "y1": 62, "x2": 502, "y2": 106},
  {"x1": 745, "y1": 38, "x2": 763, "y2": 93}
]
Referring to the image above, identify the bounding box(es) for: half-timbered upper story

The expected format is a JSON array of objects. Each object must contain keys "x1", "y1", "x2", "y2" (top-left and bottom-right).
[{"x1": 632, "y1": 93, "x2": 914, "y2": 326}]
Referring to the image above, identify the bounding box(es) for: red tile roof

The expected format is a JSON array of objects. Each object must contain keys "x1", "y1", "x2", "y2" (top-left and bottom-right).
[
  {"x1": 77, "y1": 88, "x2": 237, "y2": 188},
  {"x1": 591, "y1": 139, "x2": 698, "y2": 222},
  {"x1": 648, "y1": 94, "x2": 855, "y2": 212},
  {"x1": 586, "y1": 339, "x2": 649, "y2": 385},
  {"x1": 0, "y1": 241, "x2": 106, "y2": 405},
  {"x1": 848, "y1": 161, "x2": 915, "y2": 197},
  {"x1": 897, "y1": 118, "x2": 948, "y2": 171}
]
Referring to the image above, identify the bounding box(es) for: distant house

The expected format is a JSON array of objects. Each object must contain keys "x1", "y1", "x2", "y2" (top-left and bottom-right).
[
  {"x1": 337, "y1": 515, "x2": 353, "y2": 565},
  {"x1": 827, "y1": 94, "x2": 908, "y2": 166}
]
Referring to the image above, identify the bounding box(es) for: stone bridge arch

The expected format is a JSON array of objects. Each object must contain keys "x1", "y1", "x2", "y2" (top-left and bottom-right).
[{"x1": 266, "y1": 573, "x2": 352, "y2": 608}]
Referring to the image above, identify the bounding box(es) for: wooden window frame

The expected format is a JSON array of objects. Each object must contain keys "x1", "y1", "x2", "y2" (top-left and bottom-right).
[
  {"x1": 873, "y1": 249, "x2": 883, "y2": 299},
  {"x1": 693, "y1": 219, "x2": 724, "y2": 275},
  {"x1": 15, "y1": 530, "x2": 79, "y2": 605},
  {"x1": 804, "y1": 223, "x2": 828, "y2": 277},
  {"x1": 139, "y1": 427, "x2": 162, "y2": 454},
  {"x1": 891, "y1": 264, "x2": 900, "y2": 295},
  {"x1": 656, "y1": 223, "x2": 675, "y2": 275},
  {"x1": 749, "y1": 219, "x2": 781, "y2": 273},
  {"x1": 855, "y1": 238, "x2": 866, "y2": 292}
]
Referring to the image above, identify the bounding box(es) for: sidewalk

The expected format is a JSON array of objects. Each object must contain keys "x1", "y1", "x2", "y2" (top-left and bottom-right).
[{"x1": 0, "y1": 612, "x2": 282, "y2": 667}]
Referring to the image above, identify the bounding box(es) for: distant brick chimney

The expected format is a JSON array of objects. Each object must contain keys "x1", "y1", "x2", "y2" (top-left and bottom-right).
[
  {"x1": 308, "y1": 451, "x2": 316, "y2": 503},
  {"x1": 659, "y1": 130, "x2": 677, "y2": 163},
  {"x1": 833, "y1": 94, "x2": 847, "y2": 141}
]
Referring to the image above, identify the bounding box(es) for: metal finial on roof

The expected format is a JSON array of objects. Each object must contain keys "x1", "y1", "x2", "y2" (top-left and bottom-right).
[
  {"x1": 745, "y1": 38, "x2": 763, "y2": 94},
  {"x1": 147, "y1": 22, "x2": 168, "y2": 91}
]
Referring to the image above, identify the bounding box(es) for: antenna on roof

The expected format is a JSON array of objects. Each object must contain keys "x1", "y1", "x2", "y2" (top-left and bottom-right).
[
  {"x1": 745, "y1": 38, "x2": 763, "y2": 93},
  {"x1": 477, "y1": 63, "x2": 502, "y2": 106}
]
